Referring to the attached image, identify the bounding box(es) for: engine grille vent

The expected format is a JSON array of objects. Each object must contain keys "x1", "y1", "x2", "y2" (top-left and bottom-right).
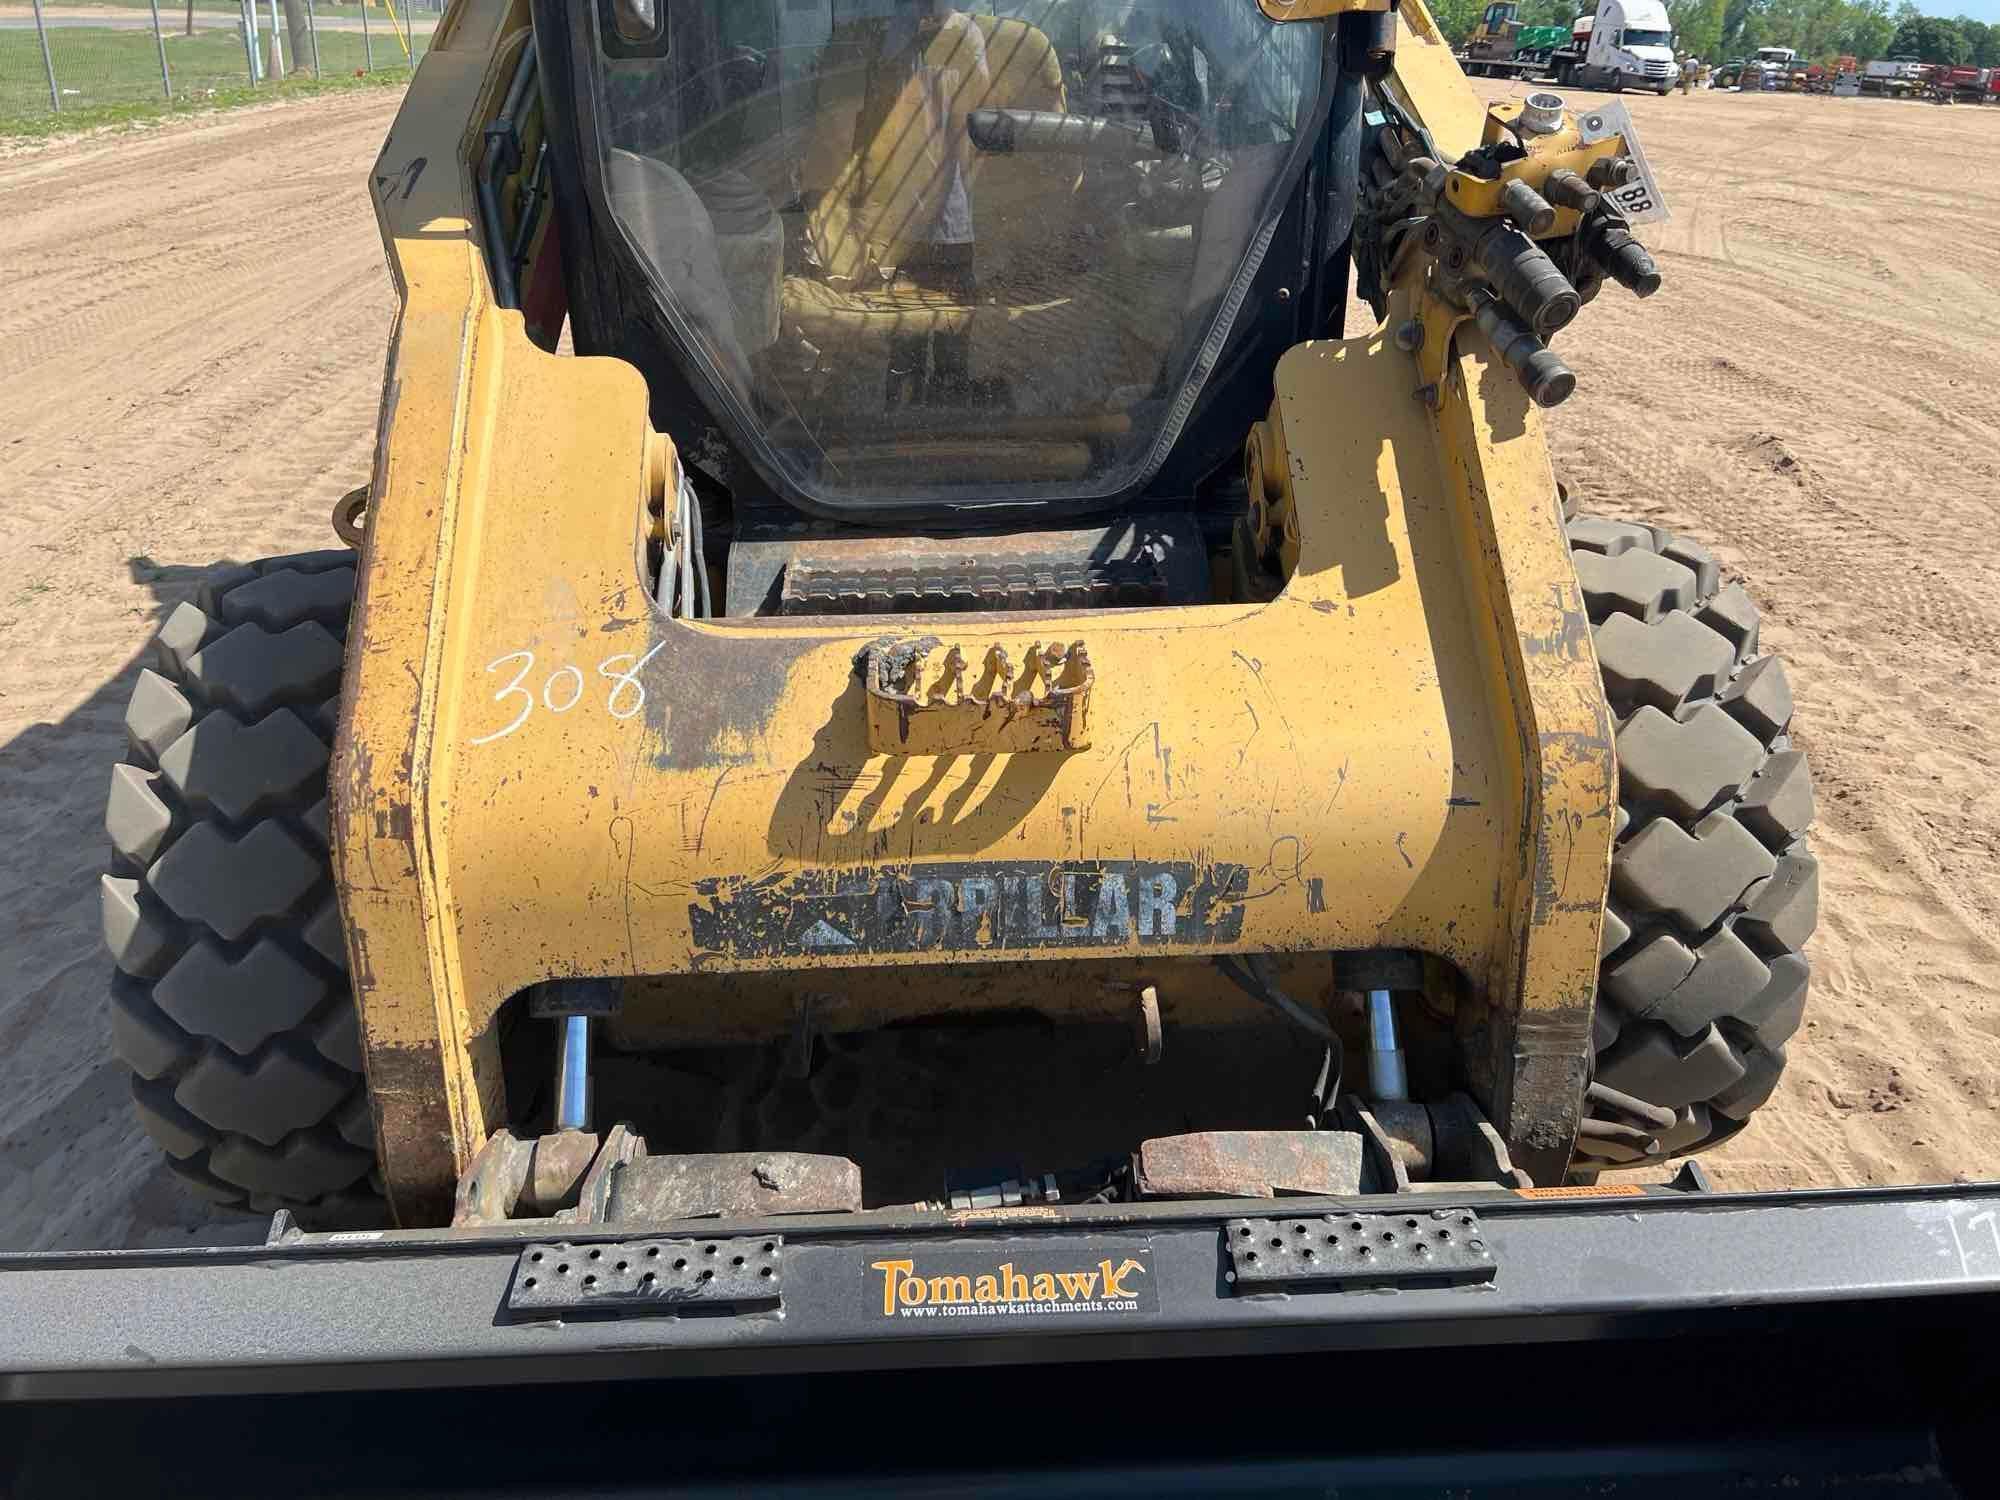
[{"x1": 779, "y1": 556, "x2": 1168, "y2": 615}]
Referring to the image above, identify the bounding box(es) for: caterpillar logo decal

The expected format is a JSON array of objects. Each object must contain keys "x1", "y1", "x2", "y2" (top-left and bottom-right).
[
  {"x1": 689, "y1": 861, "x2": 1248, "y2": 960},
  {"x1": 865, "y1": 1242, "x2": 1157, "y2": 1322}
]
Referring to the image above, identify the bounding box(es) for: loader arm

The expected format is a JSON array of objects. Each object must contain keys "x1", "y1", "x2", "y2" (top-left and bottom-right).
[{"x1": 336, "y1": 0, "x2": 1612, "y2": 1223}]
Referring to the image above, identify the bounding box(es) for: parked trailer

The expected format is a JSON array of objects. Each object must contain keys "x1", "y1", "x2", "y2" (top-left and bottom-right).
[{"x1": 1456, "y1": 2, "x2": 1569, "y2": 79}]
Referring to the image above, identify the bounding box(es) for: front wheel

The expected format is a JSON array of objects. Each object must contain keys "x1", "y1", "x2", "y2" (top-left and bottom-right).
[
  {"x1": 101, "y1": 553, "x2": 383, "y2": 1222},
  {"x1": 1567, "y1": 512, "x2": 1819, "y2": 1167}
]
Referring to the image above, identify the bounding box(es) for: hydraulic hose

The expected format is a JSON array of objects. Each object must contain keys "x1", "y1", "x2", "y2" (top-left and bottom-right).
[
  {"x1": 1217, "y1": 955, "x2": 1346, "y2": 1127},
  {"x1": 683, "y1": 467, "x2": 711, "y2": 618},
  {"x1": 1215, "y1": 955, "x2": 1339, "y2": 1046}
]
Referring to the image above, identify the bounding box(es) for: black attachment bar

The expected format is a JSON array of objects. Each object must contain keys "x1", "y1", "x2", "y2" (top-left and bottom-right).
[
  {"x1": 1226, "y1": 1209, "x2": 1496, "y2": 1291},
  {"x1": 507, "y1": 1235, "x2": 782, "y2": 1315}
]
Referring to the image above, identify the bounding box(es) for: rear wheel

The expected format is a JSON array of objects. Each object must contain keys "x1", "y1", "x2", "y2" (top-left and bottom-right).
[
  {"x1": 1566, "y1": 511, "x2": 1818, "y2": 1167},
  {"x1": 101, "y1": 552, "x2": 383, "y2": 1222}
]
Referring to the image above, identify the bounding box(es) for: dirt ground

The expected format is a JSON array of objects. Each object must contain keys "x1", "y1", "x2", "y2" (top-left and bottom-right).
[{"x1": 1, "y1": 85, "x2": 1996, "y2": 1251}]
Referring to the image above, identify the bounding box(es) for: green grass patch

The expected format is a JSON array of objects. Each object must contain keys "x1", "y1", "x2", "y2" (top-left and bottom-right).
[
  {"x1": 1, "y1": 20, "x2": 425, "y2": 134},
  {"x1": 32, "y1": 0, "x2": 440, "y2": 22},
  {"x1": 0, "y1": 50, "x2": 411, "y2": 140}
]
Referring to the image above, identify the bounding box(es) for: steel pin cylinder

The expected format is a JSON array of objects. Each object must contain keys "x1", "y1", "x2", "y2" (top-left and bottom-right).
[
  {"x1": 1366, "y1": 989, "x2": 1408, "y2": 1101},
  {"x1": 555, "y1": 1014, "x2": 592, "y2": 1132}
]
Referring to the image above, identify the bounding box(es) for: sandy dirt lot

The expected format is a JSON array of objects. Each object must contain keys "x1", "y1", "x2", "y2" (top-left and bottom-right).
[{"x1": 1, "y1": 85, "x2": 1996, "y2": 1251}]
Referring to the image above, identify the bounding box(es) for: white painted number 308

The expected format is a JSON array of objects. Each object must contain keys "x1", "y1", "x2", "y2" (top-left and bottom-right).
[{"x1": 468, "y1": 642, "x2": 665, "y2": 746}]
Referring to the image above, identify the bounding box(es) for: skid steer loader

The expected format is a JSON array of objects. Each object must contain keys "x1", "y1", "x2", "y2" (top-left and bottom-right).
[{"x1": 100, "y1": 0, "x2": 1816, "y2": 1232}]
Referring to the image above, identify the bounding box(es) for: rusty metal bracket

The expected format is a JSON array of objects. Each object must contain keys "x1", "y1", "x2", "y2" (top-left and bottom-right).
[
  {"x1": 1135, "y1": 1131, "x2": 1363, "y2": 1199},
  {"x1": 453, "y1": 1121, "x2": 647, "y2": 1226},
  {"x1": 332, "y1": 484, "x2": 370, "y2": 548},
  {"x1": 602, "y1": 1151, "x2": 862, "y2": 1221},
  {"x1": 1224, "y1": 1209, "x2": 1495, "y2": 1292},
  {"x1": 526, "y1": 978, "x2": 621, "y2": 1018},
  {"x1": 507, "y1": 1235, "x2": 782, "y2": 1315},
  {"x1": 861, "y1": 637, "x2": 1093, "y2": 755}
]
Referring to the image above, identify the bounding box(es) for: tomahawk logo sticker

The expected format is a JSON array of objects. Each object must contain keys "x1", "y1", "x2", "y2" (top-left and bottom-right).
[
  {"x1": 688, "y1": 861, "x2": 1248, "y2": 959},
  {"x1": 864, "y1": 1242, "x2": 1158, "y2": 1324}
]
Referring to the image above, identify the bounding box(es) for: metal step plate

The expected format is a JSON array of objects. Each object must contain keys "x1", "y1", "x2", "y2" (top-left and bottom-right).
[
  {"x1": 508, "y1": 1236, "x2": 782, "y2": 1315},
  {"x1": 1225, "y1": 1210, "x2": 1495, "y2": 1292}
]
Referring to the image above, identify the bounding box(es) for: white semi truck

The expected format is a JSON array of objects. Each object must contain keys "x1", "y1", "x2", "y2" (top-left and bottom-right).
[
  {"x1": 1861, "y1": 57, "x2": 1925, "y2": 96},
  {"x1": 1550, "y1": 0, "x2": 1680, "y2": 94}
]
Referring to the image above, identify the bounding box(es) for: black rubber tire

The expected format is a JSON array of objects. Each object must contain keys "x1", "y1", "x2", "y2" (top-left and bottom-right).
[
  {"x1": 102, "y1": 552, "x2": 384, "y2": 1223},
  {"x1": 1565, "y1": 508, "x2": 1818, "y2": 1166}
]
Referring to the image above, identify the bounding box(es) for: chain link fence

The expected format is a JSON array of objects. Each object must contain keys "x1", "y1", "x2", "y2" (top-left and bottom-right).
[{"x1": 2, "y1": 0, "x2": 441, "y2": 124}]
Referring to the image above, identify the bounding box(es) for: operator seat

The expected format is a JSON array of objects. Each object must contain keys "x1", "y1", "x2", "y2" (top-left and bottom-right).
[{"x1": 781, "y1": 14, "x2": 1075, "y2": 368}]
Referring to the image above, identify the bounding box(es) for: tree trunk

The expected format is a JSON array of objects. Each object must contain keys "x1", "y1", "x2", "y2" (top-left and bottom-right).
[{"x1": 282, "y1": 0, "x2": 312, "y2": 73}]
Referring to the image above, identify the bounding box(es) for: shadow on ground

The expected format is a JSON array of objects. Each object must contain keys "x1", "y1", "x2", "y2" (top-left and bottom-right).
[{"x1": 0, "y1": 556, "x2": 277, "y2": 1251}]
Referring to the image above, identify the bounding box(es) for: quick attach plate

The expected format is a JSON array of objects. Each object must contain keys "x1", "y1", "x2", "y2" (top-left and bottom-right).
[
  {"x1": 507, "y1": 1236, "x2": 781, "y2": 1315},
  {"x1": 1225, "y1": 1210, "x2": 1495, "y2": 1292}
]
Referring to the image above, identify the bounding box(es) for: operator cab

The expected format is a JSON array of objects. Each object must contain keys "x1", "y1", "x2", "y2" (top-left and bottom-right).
[{"x1": 544, "y1": 0, "x2": 1357, "y2": 551}]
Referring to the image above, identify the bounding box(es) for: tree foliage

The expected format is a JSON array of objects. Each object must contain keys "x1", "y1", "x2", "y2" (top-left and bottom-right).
[
  {"x1": 1886, "y1": 12, "x2": 1993, "y2": 63},
  {"x1": 1425, "y1": 0, "x2": 1991, "y2": 65},
  {"x1": 1668, "y1": 0, "x2": 1728, "y2": 59}
]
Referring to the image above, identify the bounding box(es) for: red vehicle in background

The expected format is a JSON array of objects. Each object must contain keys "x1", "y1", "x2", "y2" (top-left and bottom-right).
[
  {"x1": 1921, "y1": 63, "x2": 1991, "y2": 102},
  {"x1": 1942, "y1": 65, "x2": 1984, "y2": 98}
]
